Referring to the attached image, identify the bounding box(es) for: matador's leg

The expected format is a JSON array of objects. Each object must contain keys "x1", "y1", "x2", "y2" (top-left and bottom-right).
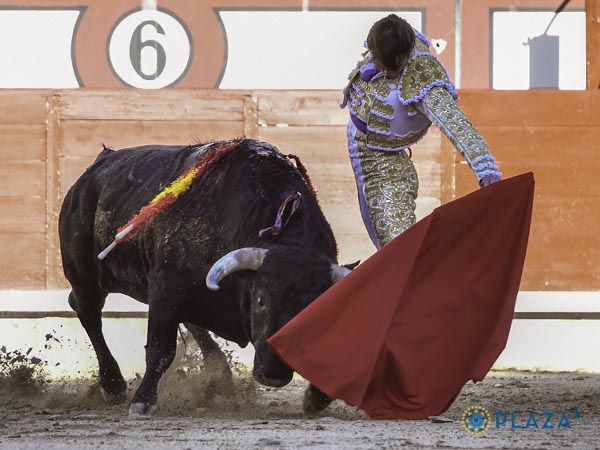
[{"x1": 347, "y1": 122, "x2": 419, "y2": 248}]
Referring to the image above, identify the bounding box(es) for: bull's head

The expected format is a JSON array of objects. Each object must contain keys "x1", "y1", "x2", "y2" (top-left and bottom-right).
[{"x1": 206, "y1": 247, "x2": 351, "y2": 388}]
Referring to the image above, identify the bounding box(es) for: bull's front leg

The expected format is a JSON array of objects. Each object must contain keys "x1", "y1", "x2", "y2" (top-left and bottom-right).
[{"x1": 129, "y1": 291, "x2": 182, "y2": 417}]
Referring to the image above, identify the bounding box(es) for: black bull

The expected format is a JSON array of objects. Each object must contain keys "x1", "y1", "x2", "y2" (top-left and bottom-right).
[{"x1": 58, "y1": 139, "x2": 350, "y2": 416}]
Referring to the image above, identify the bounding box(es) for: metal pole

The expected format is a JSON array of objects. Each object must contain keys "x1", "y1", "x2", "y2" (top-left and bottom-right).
[
  {"x1": 587, "y1": 0, "x2": 600, "y2": 88},
  {"x1": 455, "y1": 0, "x2": 462, "y2": 88},
  {"x1": 142, "y1": 0, "x2": 157, "y2": 10}
]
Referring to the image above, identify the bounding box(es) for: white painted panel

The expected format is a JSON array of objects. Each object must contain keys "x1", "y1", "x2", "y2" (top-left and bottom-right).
[
  {"x1": 218, "y1": 11, "x2": 422, "y2": 89},
  {"x1": 0, "y1": 10, "x2": 80, "y2": 88},
  {"x1": 492, "y1": 11, "x2": 586, "y2": 90},
  {"x1": 496, "y1": 319, "x2": 600, "y2": 372}
]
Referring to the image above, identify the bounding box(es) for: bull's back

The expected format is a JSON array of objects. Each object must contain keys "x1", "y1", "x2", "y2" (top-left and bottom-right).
[
  {"x1": 59, "y1": 145, "x2": 192, "y2": 288},
  {"x1": 61, "y1": 144, "x2": 191, "y2": 230},
  {"x1": 59, "y1": 140, "x2": 337, "y2": 294}
]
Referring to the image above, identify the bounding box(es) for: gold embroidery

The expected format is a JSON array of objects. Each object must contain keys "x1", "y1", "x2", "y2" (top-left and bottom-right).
[
  {"x1": 356, "y1": 133, "x2": 419, "y2": 246},
  {"x1": 347, "y1": 34, "x2": 453, "y2": 150},
  {"x1": 400, "y1": 55, "x2": 451, "y2": 102}
]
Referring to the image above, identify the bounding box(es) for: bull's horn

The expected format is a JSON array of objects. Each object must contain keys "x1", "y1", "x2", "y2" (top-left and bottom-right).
[
  {"x1": 206, "y1": 248, "x2": 268, "y2": 291},
  {"x1": 331, "y1": 264, "x2": 352, "y2": 284}
]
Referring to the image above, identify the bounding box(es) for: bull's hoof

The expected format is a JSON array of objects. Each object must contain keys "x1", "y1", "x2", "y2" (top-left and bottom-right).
[
  {"x1": 99, "y1": 376, "x2": 127, "y2": 405},
  {"x1": 101, "y1": 388, "x2": 127, "y2": 405},
  {"x1": 302, "y1": 384, "x2": 333, "y2": 415},
  {"x1": 128, "y1": 402, "x2": 157, "y2": 417}
]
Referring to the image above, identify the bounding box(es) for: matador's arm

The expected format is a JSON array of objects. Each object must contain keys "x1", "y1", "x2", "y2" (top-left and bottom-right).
[{"x1": 415, "y1": 86, "x2": 503, "y2": 186}]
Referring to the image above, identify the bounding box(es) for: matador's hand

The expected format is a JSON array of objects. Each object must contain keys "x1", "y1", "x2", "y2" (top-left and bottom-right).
[{"x1": 479, "y1": 173, "x2": 502, "y2": 188}]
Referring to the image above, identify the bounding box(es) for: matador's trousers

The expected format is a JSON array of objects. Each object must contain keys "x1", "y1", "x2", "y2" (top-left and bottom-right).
[{"x1": 347, "y1": 121, "x2": 419, "y2": 249}]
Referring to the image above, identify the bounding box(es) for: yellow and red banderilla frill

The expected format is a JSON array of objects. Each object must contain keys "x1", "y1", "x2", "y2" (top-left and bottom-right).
[{"x1": 97, "y1": 142, "x2": 240, "y2": 260}]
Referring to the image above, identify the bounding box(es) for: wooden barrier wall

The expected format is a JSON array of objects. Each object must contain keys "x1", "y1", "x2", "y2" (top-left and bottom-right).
[
  {"x1": 453, "y1": 91, "x2": 600, "y2": 290},
  {"x1": 0, "y1": 91, "x2": 50, "y2": 288},
  {"x1": 0, "y1": 89, "x2": 598, "y2": 291}
]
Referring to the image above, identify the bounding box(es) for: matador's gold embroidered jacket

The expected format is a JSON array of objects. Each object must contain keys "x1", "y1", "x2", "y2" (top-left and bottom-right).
[{"x1": 341, "y1": 30, "x2": 502, "y2": 184}]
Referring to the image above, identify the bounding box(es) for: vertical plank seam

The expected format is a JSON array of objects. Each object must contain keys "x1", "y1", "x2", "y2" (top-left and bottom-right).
[
  {"x1": 587, "y1": 0, "x2": 600, "y2": 89},
  {"x1": 243, "y1": 94, "x2": 259, "y2": 139},
  {"x1": 45, "y1": 94, "x2": 61, "y2": 289}
]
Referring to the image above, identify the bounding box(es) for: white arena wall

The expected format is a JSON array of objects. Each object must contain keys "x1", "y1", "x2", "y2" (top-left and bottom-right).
[{"x1": 2, "y1": 290, "x2": 600, "y2": 379}]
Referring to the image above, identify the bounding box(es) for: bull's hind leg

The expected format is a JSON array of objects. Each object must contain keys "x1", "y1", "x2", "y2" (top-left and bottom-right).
[
  {"x1": 184, "y1": 323, "x2": 233, "y2": 377},
  {"x1": 184, "y1": 323, "x2": 234, "y2": 393},
  {"x1": 68, "y1": 289, "x2": 127, "y2": 404}
]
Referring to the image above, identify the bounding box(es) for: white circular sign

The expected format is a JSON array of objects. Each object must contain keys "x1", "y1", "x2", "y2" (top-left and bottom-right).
[{"x1": 108, "y1": 9, "x2": 192, "y2": 89}]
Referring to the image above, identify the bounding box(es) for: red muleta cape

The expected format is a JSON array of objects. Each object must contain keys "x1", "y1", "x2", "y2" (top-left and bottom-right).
[{"x1": 268, "y1": 173, "x2": 535, "y2": 419}]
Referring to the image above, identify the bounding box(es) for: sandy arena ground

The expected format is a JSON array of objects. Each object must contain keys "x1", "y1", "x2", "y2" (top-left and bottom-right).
[{"x1": 1, "y1": 339, "x2": 600, "y2": 450}]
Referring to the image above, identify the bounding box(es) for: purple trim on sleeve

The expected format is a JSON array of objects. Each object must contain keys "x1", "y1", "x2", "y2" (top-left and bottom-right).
[
  {"x1": 473, "y1": 161, "x2": 500, "y2": 172},
  {"x1": 472, "y1": 158, "x2": 502, "y2": 179},
  {"x1": 472, "y1": 154, "x2": 496, "y2": 165},
  {"x1": 476, "y1": 169, "x2": 503, "y2": 180}
]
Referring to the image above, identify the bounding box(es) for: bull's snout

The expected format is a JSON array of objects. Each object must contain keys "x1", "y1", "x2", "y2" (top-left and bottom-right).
[
  {"x1": 252, "y1": 346, "x2": 293, "y2": 387},
  {"x1": 253, "y1": 368, "x2": 293, "y2": 388}
]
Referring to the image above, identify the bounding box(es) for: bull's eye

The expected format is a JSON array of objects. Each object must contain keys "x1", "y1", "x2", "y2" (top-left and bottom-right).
[{"x1": 257, "y1": 296, "x2": 264, "y2": 307}]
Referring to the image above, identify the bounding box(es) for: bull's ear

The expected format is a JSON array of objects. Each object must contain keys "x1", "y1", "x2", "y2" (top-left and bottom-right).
[
  {"x1": 343, "y1": 260, "x2": 360, "y2": 270},
  {"x1": 330, "y1": 264, "x2": 352, "y2": 284},
  {"x1": 206, "y1": 248, "x2": 268, "y2": 291}
]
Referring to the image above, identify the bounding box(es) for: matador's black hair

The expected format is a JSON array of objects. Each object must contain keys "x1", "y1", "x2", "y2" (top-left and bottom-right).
[{"x1": 367, "y1": 14, "x2": 415, "y2": 72}]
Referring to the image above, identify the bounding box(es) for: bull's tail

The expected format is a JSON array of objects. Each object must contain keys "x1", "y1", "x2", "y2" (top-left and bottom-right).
[{"x1": 94, "y1": 143, "x2": 115, "y2": 162}]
